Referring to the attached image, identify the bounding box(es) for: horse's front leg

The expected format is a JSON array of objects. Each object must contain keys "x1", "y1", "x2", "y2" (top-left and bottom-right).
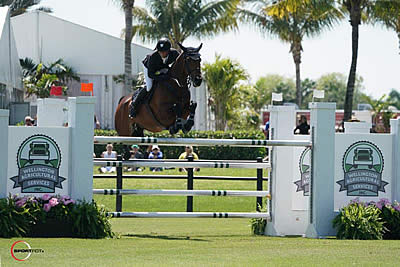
[
  {"x1": 169, "y1": 103, "x2": 184, "y2": 135},
  {"x1": 183, "y1": 101, "x2": 197, "y2": 133}
]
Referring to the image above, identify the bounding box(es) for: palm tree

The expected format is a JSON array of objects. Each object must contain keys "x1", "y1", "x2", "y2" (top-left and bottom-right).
[
  {"x1": 370, "y1": 1, "x2": 400, "y2": 54},
  {"x1": 0, "y1": 0, "x2": 52, "y2": 17},
  {"x1": 340, "y1": 0, "x2": 400, "y2": 121},
  {"x1": 126, "y1": 0, "x2": 240, "y2": 50},
  {"x1": 112, "y1": 0, "x2": 135, "y2": 94},
  {"x1": 203, "y1": 55, "x2": 248, "y2": 130},
  {"x1": 240, "y1": 0, "x2": 340, "y2": 107}
]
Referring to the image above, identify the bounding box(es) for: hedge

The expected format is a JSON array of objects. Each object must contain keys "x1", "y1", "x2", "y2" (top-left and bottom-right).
[{"x1": 94, "y1": 129, "x2": 267, "y2": 160}]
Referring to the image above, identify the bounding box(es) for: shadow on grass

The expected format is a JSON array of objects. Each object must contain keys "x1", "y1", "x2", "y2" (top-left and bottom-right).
[{"x1": 123, "y1": 233, "x2": 209, "y2": 242}]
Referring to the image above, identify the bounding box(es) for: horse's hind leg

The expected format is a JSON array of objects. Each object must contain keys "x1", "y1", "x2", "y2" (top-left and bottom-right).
[{"x1": 183, "y1": 101, "x2": 197, "y2": 133}]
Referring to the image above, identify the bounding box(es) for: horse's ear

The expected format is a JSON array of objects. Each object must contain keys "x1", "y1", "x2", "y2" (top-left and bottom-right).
[
  {"x1": 196, "y1": 43, "x2": 203, "y2": 52},
  {"x1": 178, "y1": 42, "x2": 187, "y2": 53}
]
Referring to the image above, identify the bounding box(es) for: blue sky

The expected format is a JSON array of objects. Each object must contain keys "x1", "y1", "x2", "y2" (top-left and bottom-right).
[{"x1": 40, "y1": 0, "x2": 400, "y2": 98}]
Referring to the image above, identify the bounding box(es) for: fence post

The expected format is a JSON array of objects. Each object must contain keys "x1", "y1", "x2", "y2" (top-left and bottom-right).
[
  {"x1": 187, "y1": 156, "x2": 194, "y2": 212},
  {"x1": 256, "y1": 157, "x2": 263, "y2": 211},
  {"x1": 116, "y1": 155, "x2": 123, "y2": 212}
]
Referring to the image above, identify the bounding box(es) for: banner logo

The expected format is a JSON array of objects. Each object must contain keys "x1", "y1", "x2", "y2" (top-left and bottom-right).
[
  {"x1": 10, "y1": 135, "x2": 65, "y2": 193},
  {"x1": 294, "y1": 147, "x2": 311, "y2": 196},
  {"x1": 337, "y1": 141, "x2": 388, "y2": 196}
]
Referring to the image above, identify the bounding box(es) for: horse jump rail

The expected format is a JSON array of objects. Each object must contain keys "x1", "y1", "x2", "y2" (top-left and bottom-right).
[
  {"x1": 109, "y1": 212, "x2": 270, "y2": 218},
  {"x1": 93, "y1": 189, "x2": 271, "y2": 198},
  {"x1": 93, "y1": 160, "x2": 270, "y2": 169},
  {"x1": 94, "y1": 136, "x2": 311, "y2": 147}
]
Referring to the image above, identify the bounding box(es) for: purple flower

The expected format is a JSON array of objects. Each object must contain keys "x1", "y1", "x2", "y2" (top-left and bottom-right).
[
  {"x1": 42, "y1": 194, "x2": 51, "y2": 201},
  {"x1": 394, "y1": 205, "x2": 400, "y2": 212},
  {"x1": 43, "y1": 203, "x2": 51, "y2": 212},
  {"x1": 376, "y1": 202, "x2": 383, "y2": 210},
  {"x1": 49, "y1": 198, "x2": 59, "y2": 207},
  {"x1": 63, "y1": 199, "x2": 75, "y2": 205},
  {"x1": 15, "y1": 199, "x2": 26, "y2": 207},
  {"x1": 31, "y1": 199, "x2": 38, "y2": 204}
]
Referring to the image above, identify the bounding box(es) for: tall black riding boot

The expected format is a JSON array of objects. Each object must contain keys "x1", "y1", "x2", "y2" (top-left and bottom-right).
[{"x1": 129, "y1": 87, "x2": 148, "y2": 118}]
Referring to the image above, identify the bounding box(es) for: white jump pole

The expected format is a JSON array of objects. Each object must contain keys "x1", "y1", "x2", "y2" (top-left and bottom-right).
[
  {"x1": 109, "y1": 212, "x2": 270, "y2": 218},
  {"x1": 306, "y1": 102, "x2": 336, "y2": 238},
  {"x1": 0, "y1": 109, "x2": 9, "y2": 198},
  {"x1": 93, "y1": 189, "x2": 270, "y2": 197},
  {"x1": 93, "y1": 160, "x2": 270, "y2": 169},
  {"x1": 94, "y1": 136, "x2": 311, "y2": 147}
]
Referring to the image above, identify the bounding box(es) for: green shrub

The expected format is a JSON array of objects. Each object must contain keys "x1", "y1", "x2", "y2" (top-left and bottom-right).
[
  {"x1": 70, "y1": 200, "x2": 114, "y2": 239},
  {"x1": 332, "y1": 200, "x2": 384, "y2": 240},
  {"x1": 0, "y1": 195, "x2": 114, "y2": 238},
  {"x1": 370, "y1": 199, "x2": 400, "y2": 240},
  {"x1": 0, "y1": 196, "x2": 34, "y2": 238},
  {"x1": 250, "y1": 204, "x2": 267, "y2": 235},
  {"x1": 94, "y1": 129, "x2": 266, "y2": 160}
]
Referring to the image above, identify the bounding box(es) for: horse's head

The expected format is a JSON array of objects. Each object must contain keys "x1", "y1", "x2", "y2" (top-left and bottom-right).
[{"x1": 178, "y1": 43, "x2": 203, "y2": 87}]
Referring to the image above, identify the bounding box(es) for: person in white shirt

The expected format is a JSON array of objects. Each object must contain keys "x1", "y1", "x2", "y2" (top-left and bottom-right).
[{"x1": 100, "y1": 144, "x2": 117, "y2": 173}]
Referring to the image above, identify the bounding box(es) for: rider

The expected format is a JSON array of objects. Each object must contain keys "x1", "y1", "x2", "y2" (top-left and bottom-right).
[{"x1": 129, "y1": 37, "x2": 180, "y2": 118}]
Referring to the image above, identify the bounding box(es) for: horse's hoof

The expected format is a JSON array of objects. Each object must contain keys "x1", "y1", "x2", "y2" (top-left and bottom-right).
[{"x1": 169, "y1": 126, "x2": 178, "y2": 135}]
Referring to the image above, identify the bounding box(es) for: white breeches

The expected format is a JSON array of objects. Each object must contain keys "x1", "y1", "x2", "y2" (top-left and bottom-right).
[{"x1": 143, "y1": 64, "x2": 153, "y2": 92}]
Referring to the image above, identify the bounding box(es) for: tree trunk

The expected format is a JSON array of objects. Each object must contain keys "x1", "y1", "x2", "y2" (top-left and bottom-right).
[
  {"x1": 124, "y1": 1, "x2": 134, "y2": 95},
  {"x1": 291, "y1": 42, "x2": 302, "y2": 108},
  {"x1": 344, "y1": 3, "x2": 361, "y2": 122}
]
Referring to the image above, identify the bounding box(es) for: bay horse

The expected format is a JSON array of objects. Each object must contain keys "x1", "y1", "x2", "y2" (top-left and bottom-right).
[{"x1": 115, "y1": 43, "x2": 203, "y2": 137}]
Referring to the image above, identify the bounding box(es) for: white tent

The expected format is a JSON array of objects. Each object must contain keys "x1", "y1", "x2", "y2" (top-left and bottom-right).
[{"x1": 0, "y1": 6, "x2": 23, "y2": 108}]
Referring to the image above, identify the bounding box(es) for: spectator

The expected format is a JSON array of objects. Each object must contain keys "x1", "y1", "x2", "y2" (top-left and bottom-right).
[
  {"x1": 25, "y1": 116, "x2": 34, "y2": 126},
  {"x1": 178, "y1": 145, "x2": 199, "y2": 172},
  {"x1": 144, "y1": 145, "x2": 153, "y2": 159},
  {"x1": 100, "y1": 144, "x2": 117, "y2": 173},
  {"x1": 148, "y1": 145, "x2": 163, "y2": 172},
  {"x1": 128, "y1": 145, "x2": 144, "y2": 172},
  {"x1": 263, "y1": 121, "x2": 270, "y2": 139},
  {"x1": 94, "y1": 115, "x2": 101, "y2": 129},
  {"x1": 294, "y1": 115, "x2": 310, "y2": 135}
]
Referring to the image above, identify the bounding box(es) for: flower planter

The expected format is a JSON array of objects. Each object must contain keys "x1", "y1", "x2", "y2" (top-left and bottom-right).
[{"x1": 30, "y1": 218, "x2": 74, "y2": 237}]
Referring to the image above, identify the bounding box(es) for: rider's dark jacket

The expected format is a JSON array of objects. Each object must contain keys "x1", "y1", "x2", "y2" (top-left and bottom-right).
[{"x1": 142, "y1": 49, "x2": 180, "y2": 81}]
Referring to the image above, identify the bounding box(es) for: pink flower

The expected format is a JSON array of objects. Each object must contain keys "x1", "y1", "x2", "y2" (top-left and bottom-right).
[
  {"x1": 42, "y1": 194, "x2": 51, "y2": 201},
  {"x1": 49, "y1": 198, "x2": 59, "y2": 207},
  {"x1": 43, "y1": 203, "x2": 51, "y2": 212}
]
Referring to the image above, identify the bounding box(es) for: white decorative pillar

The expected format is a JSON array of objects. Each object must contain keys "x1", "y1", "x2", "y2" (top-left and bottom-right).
[
  {"x1": 0, "y1": 109, "x2": 9, "y2": 198},
  {"x1": 266, "y1": 105, "x2": 309, "y2": 236},
  {"x1": 68, "y1": 97, "x2": 96, "y2": 201},
  {"x1": 390, "y1": 118, "x2": 400, "y2": 202},
  {"x1": 306, "y1": 102, "x2": 336, "y2": 238}
]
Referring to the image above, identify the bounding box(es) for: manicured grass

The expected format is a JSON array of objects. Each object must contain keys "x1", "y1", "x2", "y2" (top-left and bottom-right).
[{"x1": 1, "y1": 219, "x2": 400, "y2": 266}]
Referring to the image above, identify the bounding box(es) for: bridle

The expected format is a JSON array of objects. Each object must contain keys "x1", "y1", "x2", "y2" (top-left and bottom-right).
[{"x1": 183, "y1": 53, "x2": 201, "y2": 88}]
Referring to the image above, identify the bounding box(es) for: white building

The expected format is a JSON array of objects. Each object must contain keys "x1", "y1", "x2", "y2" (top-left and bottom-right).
[
  {"x1": 11, "y1": 11, "x2": 210, "y2": 130},
  {"x1": 0, "y1": 6, "x2": 23, "y2": 109}
]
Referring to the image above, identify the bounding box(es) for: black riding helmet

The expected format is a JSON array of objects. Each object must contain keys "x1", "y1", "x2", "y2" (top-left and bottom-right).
[{"x1": 156, "y1": 38, "x2": 172, "y2": 52}]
